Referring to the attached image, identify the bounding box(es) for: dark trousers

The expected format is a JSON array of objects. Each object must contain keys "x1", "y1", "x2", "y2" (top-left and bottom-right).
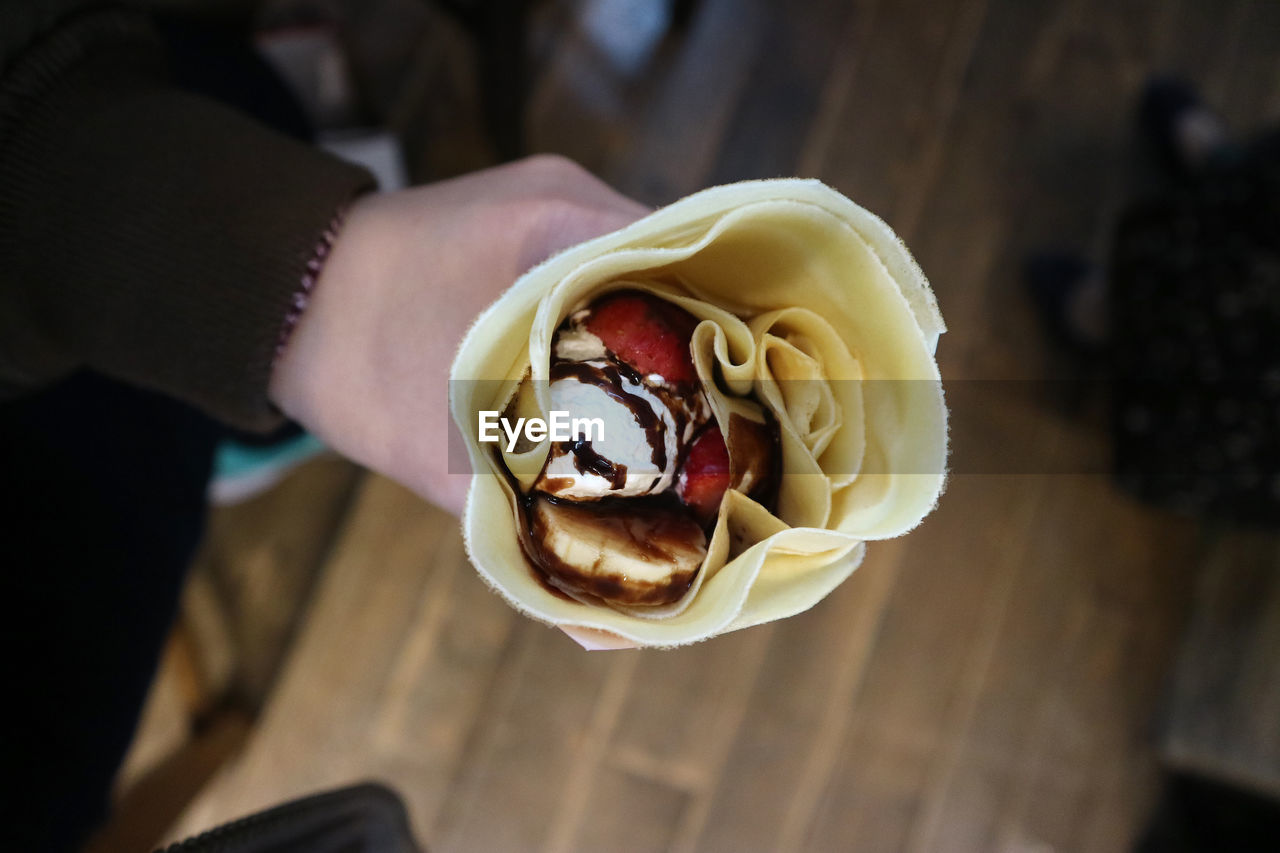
[{"x1": 3, "y1": 373, "x2": 221, "y2": 850}]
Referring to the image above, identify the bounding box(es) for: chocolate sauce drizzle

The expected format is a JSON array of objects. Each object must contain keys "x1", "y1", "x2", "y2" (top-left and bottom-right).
[
  {"x1": 551, "y1": 360, "x2": 668, "y2": 477},
  {"x1": 568, "y1": 438, "x2": 627, "y2": 489}
]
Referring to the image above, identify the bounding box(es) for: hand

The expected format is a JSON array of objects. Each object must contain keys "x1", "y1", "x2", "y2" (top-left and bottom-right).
[{"x1": 268, "y1": 155, "x2": 649, "y2": 516}]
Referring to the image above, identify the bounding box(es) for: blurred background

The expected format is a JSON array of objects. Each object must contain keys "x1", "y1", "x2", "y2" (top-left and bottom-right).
[{"x1": 89, "y1": 0, "x2": 1279, "y2": 850}]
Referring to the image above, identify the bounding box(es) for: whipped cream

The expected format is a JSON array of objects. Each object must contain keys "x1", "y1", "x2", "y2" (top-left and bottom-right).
[{"x1": 553, "y1": 324, "x2": 607, "y2": 362}]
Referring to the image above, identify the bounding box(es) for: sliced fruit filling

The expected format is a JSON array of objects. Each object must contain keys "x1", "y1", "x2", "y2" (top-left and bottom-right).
[{"x1": 519, "y1": 289, "x2": 778, "y2": 606}]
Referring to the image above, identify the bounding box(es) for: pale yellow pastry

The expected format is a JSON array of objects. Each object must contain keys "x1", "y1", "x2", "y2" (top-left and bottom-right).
[{"x1": 449, "y1": 179, "x2": 947, "y2": 647}]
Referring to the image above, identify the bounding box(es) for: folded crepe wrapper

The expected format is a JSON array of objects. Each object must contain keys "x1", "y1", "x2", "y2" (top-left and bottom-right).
[{"x1": 449, "y1": 179, "x2": 947, "y2": 649}]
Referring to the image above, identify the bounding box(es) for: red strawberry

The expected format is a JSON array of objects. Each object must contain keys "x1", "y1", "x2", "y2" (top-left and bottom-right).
[
  {"x1": 585, "y1": 291, "x2": 698, "y2": 383},
  {"x1": 678, "y1": 425, "x2": 731, "y2": 521}
]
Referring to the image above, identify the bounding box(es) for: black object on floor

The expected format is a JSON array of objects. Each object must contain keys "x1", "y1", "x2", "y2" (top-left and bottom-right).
[
  {"x1": 1024, "y1": 250, "x2": 1105, "y2": 357},
  {"x1": 1138, "y1": 75, "x2": 1212, "y2": 178},
  {"x1": 1137, "y1": 773, "x2": 1280, "y2": 853},
  {"x1": 156, "y1": 783, "x2": 422, "y2": 853}
]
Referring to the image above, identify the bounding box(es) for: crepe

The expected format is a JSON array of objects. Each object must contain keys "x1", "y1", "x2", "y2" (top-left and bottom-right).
[{"x1": 449, "y1": 179, "x2": 947, "y2": 647}]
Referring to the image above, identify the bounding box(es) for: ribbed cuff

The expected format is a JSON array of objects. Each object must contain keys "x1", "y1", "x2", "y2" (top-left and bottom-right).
[
  {"x1": 275, "y1": 206, "x2": 347, "y2": 365},
  {"x1": 0, "y1": 23, "x2": 375, "y2": 431}
]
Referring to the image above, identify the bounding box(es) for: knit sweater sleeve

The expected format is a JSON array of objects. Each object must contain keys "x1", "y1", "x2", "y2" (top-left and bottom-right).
[{"x1": 0, "y1": 7, "x2": 376, "y2": 430}]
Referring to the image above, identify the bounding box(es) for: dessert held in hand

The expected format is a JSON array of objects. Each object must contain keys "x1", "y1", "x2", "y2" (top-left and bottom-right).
[{"x1": 451, "y1": 179, "x2": 948, "y2": 648}]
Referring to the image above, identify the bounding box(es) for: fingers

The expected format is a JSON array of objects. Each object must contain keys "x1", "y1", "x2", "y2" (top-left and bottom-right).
[{"x1": 504, "y1": 154, "x2": 652, "y2": 221}]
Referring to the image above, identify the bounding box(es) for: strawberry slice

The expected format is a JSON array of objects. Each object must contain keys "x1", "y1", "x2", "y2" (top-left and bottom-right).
[
  {"x1": 678, "y1": 425, "x2": 731, "y2": 521},
  {"x1": 585, "y1": 291, "x2": 698, "y2": 383}
]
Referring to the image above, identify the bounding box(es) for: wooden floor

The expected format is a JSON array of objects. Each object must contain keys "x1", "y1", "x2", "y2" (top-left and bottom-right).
[{"x1": 117, "y1": 0, "x2": 1280, "y2": 850}]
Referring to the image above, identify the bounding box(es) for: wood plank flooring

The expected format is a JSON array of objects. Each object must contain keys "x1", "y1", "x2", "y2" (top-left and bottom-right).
[
  {"x1": 1162, "y1": 529, "x2": 1280, "y2": 799},
  {"x1": 149, "y1": 0, "x2": 1280, "y2": 850}
]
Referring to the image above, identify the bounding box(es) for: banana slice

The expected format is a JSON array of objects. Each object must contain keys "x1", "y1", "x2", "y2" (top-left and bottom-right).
[{"x1": 528, "y1": 496, "x2": 707, "y2": 606}]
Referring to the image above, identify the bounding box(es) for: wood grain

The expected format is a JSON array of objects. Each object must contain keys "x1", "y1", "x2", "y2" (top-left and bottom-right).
[{"x1": 1162, "y1": 529, "x2": 1280, "y2": 799}]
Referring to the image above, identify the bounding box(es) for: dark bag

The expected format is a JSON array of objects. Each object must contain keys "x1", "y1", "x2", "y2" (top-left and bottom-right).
[{"x1": 156, "y1": 783, "x2": 422, "y2": 853}]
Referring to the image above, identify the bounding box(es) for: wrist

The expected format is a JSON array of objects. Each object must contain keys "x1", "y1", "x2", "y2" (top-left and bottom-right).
[
  {"x1": 266, "y1": 191, "x2": 390, "y2": 455},
  {"x1": 274, "y1": 207, "x2": 348, "y2": 366}
]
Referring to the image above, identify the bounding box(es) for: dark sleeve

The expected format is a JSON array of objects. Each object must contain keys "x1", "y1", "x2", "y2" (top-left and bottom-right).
[{"x1": 0, "y1": 7, "x2": 376, "y2": 430}]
